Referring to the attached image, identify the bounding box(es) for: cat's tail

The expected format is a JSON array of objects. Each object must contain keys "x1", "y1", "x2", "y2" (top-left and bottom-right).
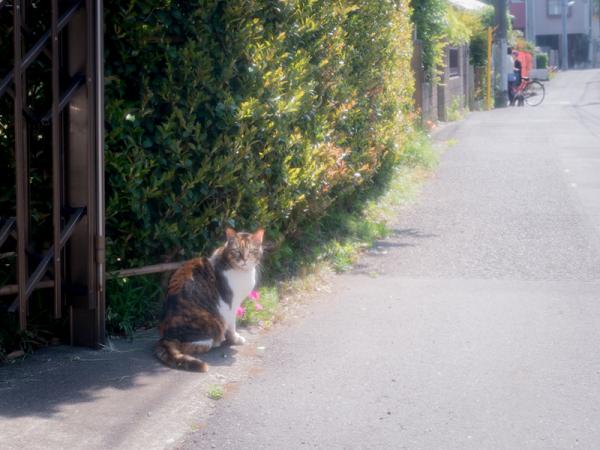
[{"x1": 154, "y1": 339, "x2": 208, "y2": 372}]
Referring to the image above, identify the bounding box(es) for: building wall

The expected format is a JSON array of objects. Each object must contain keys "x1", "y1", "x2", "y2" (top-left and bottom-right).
[
  {"x1": 593, "y1": 13, "x2": 600, "y2": 66},
  {"x1": 509, "y1": 0, "x2": 527, "y2": 31},
  {"x1": 534, "y1": 0, "x2": 590, "y2": 35}
]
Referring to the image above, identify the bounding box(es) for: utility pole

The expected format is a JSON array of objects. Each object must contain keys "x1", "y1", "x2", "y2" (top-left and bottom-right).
[
  {"x1": 561, "y1": 0, "x2": 569, "y2": 70},
  {"x1": 588, "y1": 0, "x2": 593, "y2": 65},
  {"x1": 525, "y1": 0, "x2": 535, "y2": 43},
  {"x1": 494, "y1": 0, "x2": 508, "y2": 107}
]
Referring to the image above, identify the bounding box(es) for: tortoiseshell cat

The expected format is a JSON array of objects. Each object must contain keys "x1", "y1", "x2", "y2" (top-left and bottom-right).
[{"x1": 155, "y1": 227, "x2": 264, "y2": 372}]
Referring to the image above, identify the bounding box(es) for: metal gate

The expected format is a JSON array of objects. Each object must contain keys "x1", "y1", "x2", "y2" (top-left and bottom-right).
[{"x1": 0, "y1": 0, "x2": 104, "y2": 347}]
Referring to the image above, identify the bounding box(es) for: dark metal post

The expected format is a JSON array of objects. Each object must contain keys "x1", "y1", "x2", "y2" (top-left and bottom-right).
[
  {"x1": 95, "y1": 0, "x2": 106, "y2": 344},
  {"x1": 51, "y1": 0, "x2": 63, "y2": 319},
  {"x1": 66, "y1": 0, "x2": 104, "y2": 347}
]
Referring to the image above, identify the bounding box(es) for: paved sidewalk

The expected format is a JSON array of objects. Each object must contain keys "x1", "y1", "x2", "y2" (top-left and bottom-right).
[{"x1": 0, "y1": 328, "x2": 270, "y2": 450}]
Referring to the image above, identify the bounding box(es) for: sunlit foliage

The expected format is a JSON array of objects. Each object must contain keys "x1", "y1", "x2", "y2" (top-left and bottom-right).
[{"x1": 104, "y1": 0, "x2": 415, "y2": 270}]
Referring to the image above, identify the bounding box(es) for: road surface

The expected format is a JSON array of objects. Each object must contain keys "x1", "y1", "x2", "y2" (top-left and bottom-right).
[{"x1": 181, "y1": 69, "x2": 600, "y2": 449}]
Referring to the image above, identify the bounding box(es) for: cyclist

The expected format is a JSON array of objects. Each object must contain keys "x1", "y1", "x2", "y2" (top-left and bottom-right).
[
  {"x1": 507, "y1": 48, "x2": 516, "y2": 105},
  {"x1": 510, "y1": 50, "x2": 523, "y2": 106}
]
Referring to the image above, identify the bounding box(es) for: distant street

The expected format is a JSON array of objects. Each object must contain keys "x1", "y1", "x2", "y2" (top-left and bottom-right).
[{"x1": 182, "y1": 69, "x2": 600, "y2": 449}]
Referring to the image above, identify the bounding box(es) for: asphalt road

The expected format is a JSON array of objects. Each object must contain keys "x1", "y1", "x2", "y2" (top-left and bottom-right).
[{"x1": 181, "y1": 69, "x2": 600, "y2": 449}]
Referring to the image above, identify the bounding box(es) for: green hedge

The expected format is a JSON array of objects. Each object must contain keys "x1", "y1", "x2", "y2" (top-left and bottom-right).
[
  {"x1": 411, "y1": 0, "x2": 447, "y2": 80},
  {"x1": 104, "y1": 0, "x2": 414, "y2": 272},
  {"x1": 536, "y1": 53, "x2": 548, "y2": 69}
]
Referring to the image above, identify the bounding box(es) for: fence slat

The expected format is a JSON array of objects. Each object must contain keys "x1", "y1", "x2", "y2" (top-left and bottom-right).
[
  {"x1": 59, "y1": 208, "x2": 86, "y2": 249},
  {"x1": 41, "y1": 73, "x2": 86, "y2": 124},
  {"x1": 0, "y1": 280, "x2": 54, "y2": 297},
  {"x1": 8, "y1": 207, "x2": 86, "y2": 311},
  {"x1": 0, "y1": 218, "x2": 16, "y2": 248},
  {"x1": 52, "y1": 0, "x2": 62, "y2": 318},
  {"x1": 108, "y1": 262, "x2": 183, "y2": 279},
  {"x1": 13, "y1": 0, "x2": 28, "y2": 329}
]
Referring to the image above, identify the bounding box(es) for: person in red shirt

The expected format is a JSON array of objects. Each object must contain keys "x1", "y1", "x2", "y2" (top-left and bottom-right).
[{"x1": 509, "y1": 50, "x2": 522, "y2": 106}]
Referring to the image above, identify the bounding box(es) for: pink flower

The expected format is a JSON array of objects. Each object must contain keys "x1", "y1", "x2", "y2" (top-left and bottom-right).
[
  {"x1": 249, "y1": 290, "x2": 260, "y2": 301},
  {"x1": 236, "y1": 306, "x2": 246, "y2": 317},
  {"x1": 254, "y1": 302, "x2": 264, "y2": 311}
]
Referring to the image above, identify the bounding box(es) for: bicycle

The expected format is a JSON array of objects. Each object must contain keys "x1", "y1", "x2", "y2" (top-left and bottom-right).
[{"x1": 511, "y1": 76, "x2": 545, "y2": 107}]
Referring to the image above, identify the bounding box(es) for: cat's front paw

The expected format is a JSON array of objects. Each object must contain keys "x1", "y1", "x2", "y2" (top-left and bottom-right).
[{"x1": 231, "y1": 332, "x2": 246, "y2": 345}]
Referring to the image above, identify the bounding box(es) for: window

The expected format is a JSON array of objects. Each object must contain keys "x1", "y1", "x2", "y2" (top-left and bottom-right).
[
  {"x1": 449, "y1": 48, "x2": 460, "y2": 77},
  {"x1": 547, "y1": 0, "x2": 571, "y2": 16},
  {"x1": 548, "y1": 0, "x2": 561, "y2": 16}
]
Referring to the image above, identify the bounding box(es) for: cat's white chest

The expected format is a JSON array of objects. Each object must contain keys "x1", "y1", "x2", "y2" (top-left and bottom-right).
[
  {"x1": 222, "y1": 268, "x2": 256, "y2": 306},
  {"x1": 217, "y1": 268, "x2": 255, "y2": 332}
]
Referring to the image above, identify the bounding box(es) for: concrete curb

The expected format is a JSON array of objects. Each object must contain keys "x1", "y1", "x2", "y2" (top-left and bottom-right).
[{"x1": 429, "y1": 118, "x2": 465, "y2": 142}]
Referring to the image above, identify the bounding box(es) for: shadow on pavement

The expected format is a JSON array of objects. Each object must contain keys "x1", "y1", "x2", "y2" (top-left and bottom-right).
[
  {"x1": 388, "y1": 228, "x2": 438, "y2": 240},
  {"x1": 350, "y1": 228, "x2": 437, "y2": 275},
  {"x1": 370, "y1": 228, "x2": 438, "y2": 251},
  {"x1": 0, "y1": 328, "x2": 238, "y2": 418}
]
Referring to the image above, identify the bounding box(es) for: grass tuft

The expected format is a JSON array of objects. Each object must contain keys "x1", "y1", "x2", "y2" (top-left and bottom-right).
[{"x1": 207, "y1": 385, "x2": 224, "y2": 400}]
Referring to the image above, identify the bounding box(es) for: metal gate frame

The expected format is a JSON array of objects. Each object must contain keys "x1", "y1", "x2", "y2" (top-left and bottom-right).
[{"x1": 0, "y1": 0, "x2": 105, "y2": 347}]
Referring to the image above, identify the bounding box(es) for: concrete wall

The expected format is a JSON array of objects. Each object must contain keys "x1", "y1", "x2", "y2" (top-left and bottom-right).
[
  {"x1": 439, "y1": 76, "x2": 465, "y2": 120},
  {"x1": 422, "y1": 82, "x2": 439, "y2": 123},
  {"x1": 412, "y1": 39, "x2": 439, "y2": 123},
  {"x1": 437, "y1": 45, "x2": 469, "y2": 121},
  {"x1": 413, "y1": 42, "x2": 473, "y2": 123}
]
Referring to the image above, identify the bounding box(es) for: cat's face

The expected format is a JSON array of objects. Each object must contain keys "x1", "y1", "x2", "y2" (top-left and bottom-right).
[{"x1": 223, "y1": 228, "x2": 264, "y2": 271}]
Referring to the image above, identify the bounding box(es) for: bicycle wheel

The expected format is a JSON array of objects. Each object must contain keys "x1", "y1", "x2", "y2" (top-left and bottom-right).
[{"x1": 523, "y1": 80, "x2": 545, "y2": 106}]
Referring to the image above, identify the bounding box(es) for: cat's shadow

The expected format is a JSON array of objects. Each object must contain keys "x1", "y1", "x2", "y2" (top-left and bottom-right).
[{"x1": 201, "y1": 343, "x2": 239, "y2": 367}]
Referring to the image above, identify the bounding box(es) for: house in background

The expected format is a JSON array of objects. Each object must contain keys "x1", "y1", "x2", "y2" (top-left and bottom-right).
[
  {"x1": 509, "y1": 0, "x2": 527, "y2": 34},
  {"x1": 508, "y1": 0, "x2": 599, "y2": 68}
]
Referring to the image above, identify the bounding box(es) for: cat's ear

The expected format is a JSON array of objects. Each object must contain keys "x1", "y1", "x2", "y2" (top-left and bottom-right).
[
  {"x1": 251, "y1": 228, "x2": 265, "y2": 244},
  {"x1": 225, "y1": 227, "x2": 237, "y2": 240}
]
